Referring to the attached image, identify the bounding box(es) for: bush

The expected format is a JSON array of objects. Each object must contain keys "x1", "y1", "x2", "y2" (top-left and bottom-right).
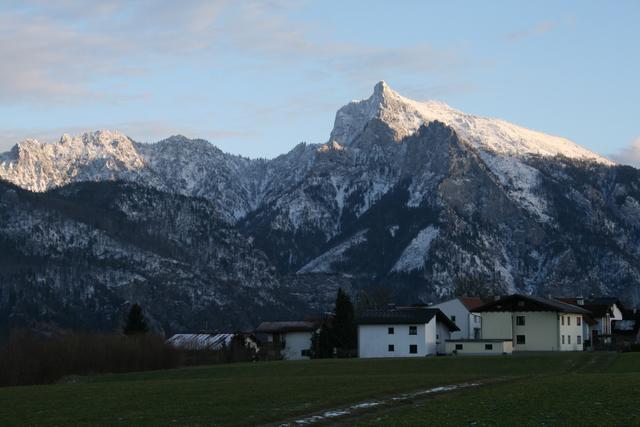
[
  {"x1": 0, "y1": 330, "x2": 181, "y2": 387},
  {"x1": 624, "y1": 343, "x2": 640, "y2": 353}
]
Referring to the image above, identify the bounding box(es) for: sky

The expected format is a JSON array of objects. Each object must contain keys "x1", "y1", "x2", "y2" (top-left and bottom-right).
[{"x1": 0, "y1": 0, "x2": 638, "y2": 164}]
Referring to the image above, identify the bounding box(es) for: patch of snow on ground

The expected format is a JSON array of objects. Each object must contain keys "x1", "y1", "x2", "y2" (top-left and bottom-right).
[
  {"x1": 391, "y1": 225, "x2": 439, "y2": 273},
  {"x1": 277, "y1": 382, "x2": 480, "y2": 426}
]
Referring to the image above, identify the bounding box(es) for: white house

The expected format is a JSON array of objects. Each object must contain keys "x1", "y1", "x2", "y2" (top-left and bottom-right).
[
  {"x1": 432, "y1": 297, "x2": 485, "y2": 339},
  {"x1": 558, "y1": 297, "x2": 624, "y2": 349},
  {"x1": 357, "y1": 306, "x2": 459, "y2": 358},
  {"x1": 255, "y1": 321, "x2": 319, "y2": 360},
  {"x1": 473, "y1": 294, "x2": 591, "y2": 352}
]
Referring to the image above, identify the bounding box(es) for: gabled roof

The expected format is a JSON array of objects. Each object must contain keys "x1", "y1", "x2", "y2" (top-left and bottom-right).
[
  {"x1": 474, "y1": 294, "x2": 591, "y2": 315},
  {"x1": 557, "y1": 297, "x2": 624, "y2": 318},
  {"x1": 589, "y1": 297, "x2": 624, "y2": 308},
  {"x1": 357, "y1": 307, "x2": 459, "y2": 331},
  {"x1": 255, "y1": 321, "x2": 318, "y2": 334}
]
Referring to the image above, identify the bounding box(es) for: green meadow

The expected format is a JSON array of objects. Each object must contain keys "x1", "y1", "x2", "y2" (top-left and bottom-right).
[{"x1": 1, "y1": 352, "x2": 638, "y2": 426}]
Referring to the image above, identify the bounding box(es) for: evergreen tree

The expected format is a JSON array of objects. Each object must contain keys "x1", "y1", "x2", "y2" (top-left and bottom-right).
[
  {"x1": 123, "y1": 303, "x2": 149, "y2": 335},
  {"x1": 332, "y1": 288, "x2": 357, "y2": 355}
]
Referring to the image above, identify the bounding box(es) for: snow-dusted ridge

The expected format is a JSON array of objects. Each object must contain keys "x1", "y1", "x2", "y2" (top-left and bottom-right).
[
  {"x1": 0, "y1": 82, "x2": 615, "y2": 226},
  {"x1": 332, "y1": 81, "x2": 613, "y2": 164}
]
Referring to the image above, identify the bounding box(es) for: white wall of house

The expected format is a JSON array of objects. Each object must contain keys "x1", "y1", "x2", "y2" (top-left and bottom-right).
[
  {"x1": 282, "y1": 332, "x2": 313, "y2": 360},
  {"x1": 480, "y1": 312, "x2": 513, "y2": 340},
  {"x1": 481, "y1": 311, "x2": 584, "y2": 352},
  {"x1": 445, "y1": 340, "x2": 513, "y2": 355},
  {"x1": 436, "y1": 321, "x2": 451, "y2": 354},
  {"x1": 358, "y1": 318, "x2": 441, "y2": 358},
  {"x1": 612, "y1": 304, "x2": 623, "y2": 321},
  {"x1": 559, "y1": 314, "x2": 584, "y2": 351},
  {"x1": 470, "y1": 313, "x2": 482, "y2": 339},
  {"x1": 433, "y1": 299, "x2": 469, "y2": 339},
  {"x1": 511, "y1": 311, "x2": 560, "y2": 351}
]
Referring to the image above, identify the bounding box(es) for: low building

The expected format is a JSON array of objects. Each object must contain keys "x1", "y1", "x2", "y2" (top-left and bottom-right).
[
  {"x1": 357, "y1": 306, "x2": 459, "y2": 358},
  {"x1": 255, "y1": 321, "x2": 319, "y2": 360},
  {"x1": 445, "y1": 339, "x2": 513, "y2": 355},
  {"x1": 558, "y1": 297, "x2": 624, "y2": 349},
  {"x1": 474, "y1": 294, "x2": 591, "y2": 352},
  {"x1": 432, "y1": 297, "x2": 485, "y2": 340}
]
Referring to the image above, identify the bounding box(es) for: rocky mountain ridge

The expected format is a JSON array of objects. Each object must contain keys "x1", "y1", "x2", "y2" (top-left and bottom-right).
[{"x1": 1, "y1": 82, "x2": 639, "y2": 333}]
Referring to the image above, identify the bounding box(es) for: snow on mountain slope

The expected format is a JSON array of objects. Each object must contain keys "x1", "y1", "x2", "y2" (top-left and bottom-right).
[
  {"x1": 332, "y1": 81, "x2": 612, "y2": 164},
  {"x1": 297, "y1": 229, "x2": 368, "y2": 273},
  {"x1": 0, "y1": 131, "x2": 147, "y2": 192},
  {"x1": 391, "y1": 226, "x2": 440, "y2": 273}
]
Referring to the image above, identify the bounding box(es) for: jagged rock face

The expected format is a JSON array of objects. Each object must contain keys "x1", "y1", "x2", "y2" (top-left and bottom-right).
[
  {"x1": 0, "y1": 180, "x2": 337, "y2": 335},
  {"x1": 0, "y1": 132, "x2": 318, "y2": 224},
  {"x1": 1, "y1": 81, "x2": 640, "y2": 334}
]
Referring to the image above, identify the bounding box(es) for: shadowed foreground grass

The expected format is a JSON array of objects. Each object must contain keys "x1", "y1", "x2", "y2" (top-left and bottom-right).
[
  {"x1": 354, "y1": 372, "x2": 640, "y2": 427},
  {"x1": 0, "y1": 353, "x2": 637, "y2": 426}
]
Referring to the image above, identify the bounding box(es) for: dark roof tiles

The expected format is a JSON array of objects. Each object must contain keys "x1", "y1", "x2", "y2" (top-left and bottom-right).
[
  {"x1": 474, "y1": 294, "x2": 591, "y2": 314},
  {"x1": 357, "y1": 307, "x2": 459, "y2": 331}
]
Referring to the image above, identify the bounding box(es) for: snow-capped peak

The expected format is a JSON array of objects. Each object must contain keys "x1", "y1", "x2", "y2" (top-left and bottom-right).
[
  {"x1": 331, "y1": 82, "x2": 612, "y2": 164},
  {"x1": 0, "y1": 130, "x2": 145, "y2": 192}
]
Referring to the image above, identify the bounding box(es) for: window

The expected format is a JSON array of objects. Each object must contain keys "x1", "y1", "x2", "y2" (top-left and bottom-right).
[
  {"x1": 562, "y1": 335, "x2": 565, "y2": 344},
  {"x1": 409, "y1": 326, "x2": 417, "y2": 335},
  {"x1": 568, "y1": 335, "x2": 571, "y2": 344},
  {"x1": 517, "y1": 300, "x2": 525, "y2": 307},
  {"x1": 301, "y1": 349, "x2": 311, "y2": 357},
  {"x1": 577, "y1": 317, "x2": 582, "y2": 326},
  {"x1": 516, "y1": 316, "x2": 525, "y2": 326},
  {"x1": 567, "y1": 317, "x2": 571, "y2": 326},
  {"x1": 451, "y1": 315, "x2": 456, "y2": 323},
  {"x1": 388, "y1": 327, "x2": 394, "y2": 335},
  {"x1": 455, "y1": 344, "x2": 463, "y2": 350},
  {"x1": 485, "y1": 344, "x2": 493, "y2": 350},
  {"x1": 577, "y1": 336, "x2": 582, "y2": 345},
  {"x1": 409, "y1": 344, "x2": 418, "y2": 354},
  {"x1": 388, "y1": 344, "x2": 394, "y2": 352},
  {"x1": 516, "y1": 335, "x2": 526, "y2": 345},
  {"x1": 561, "y1": 316, "x2": 565, "y2": 325}
]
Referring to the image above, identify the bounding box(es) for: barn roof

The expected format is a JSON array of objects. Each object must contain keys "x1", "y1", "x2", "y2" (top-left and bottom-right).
[
  {"x1": 166, "y1": 333, "x2": 235, "y2": 350},
  {"x1": 474, "y1": 294, "x2": 591, "y2": 315},
  {"x1": 357, "y1": 307, "x2": 459, "y2": 331}
]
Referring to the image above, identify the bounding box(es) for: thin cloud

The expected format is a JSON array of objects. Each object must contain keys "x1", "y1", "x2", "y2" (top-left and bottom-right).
[
  {"x1": 0, "y1": 1, "x2": 467, "y2": 104},
  {"x1": 610, "y1": 137, "x2": 640, "y2": 168},
  {"x1": 505, "y1": 20, "x2": 558, "y2": 42}
]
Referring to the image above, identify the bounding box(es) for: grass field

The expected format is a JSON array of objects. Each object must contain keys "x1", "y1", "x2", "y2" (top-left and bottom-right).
[{"x1": 0, "y1": 352, "x2": 638, "y2": 426}]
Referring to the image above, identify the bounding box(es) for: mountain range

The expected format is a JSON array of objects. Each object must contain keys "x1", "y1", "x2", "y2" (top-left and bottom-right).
[{"x1": 1, "y1": 81, "x2": 639, "y2": 334}]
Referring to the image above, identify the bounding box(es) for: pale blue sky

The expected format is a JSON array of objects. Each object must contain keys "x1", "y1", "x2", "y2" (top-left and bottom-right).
[{"x1": 0, "y1": 1, "x2": 638, "y2": 163}]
